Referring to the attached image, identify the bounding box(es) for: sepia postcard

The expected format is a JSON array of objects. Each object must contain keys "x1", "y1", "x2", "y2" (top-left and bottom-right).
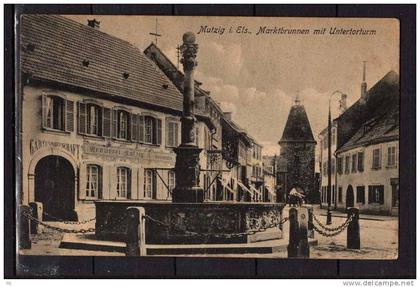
[{"x1": 16, "y1": 14, "x2": 399, "y2": 261}]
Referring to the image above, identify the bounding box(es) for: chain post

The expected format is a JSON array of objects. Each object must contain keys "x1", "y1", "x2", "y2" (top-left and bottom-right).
[
  {"x1": 19, "y1": 205, "x2": 31, "y2": 249},
  {"x1": 126, "y1": 207, "x2": 146, "y2": 256},
  {"x1": 347, "y1": 207, "x2": 360, "y2": 249},
  {"x1": 304, "y1": 205, "x2": 314, "y2": 239},
  {"x1": 29, "y1": 202, "x2": 43, "y2": 234},
  {"x1": 288, "y1": 207, "x2": 310, "y2": 258}
]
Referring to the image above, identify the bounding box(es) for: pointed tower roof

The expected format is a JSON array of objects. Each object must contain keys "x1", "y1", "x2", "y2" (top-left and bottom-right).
[{"x1": 279, "y1": 100, "x2": 316, "y2": 144}]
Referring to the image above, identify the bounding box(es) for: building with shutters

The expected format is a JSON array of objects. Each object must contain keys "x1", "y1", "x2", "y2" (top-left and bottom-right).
[{"x1": 334, "y1": 71, "x2": 399, "y2": 216}]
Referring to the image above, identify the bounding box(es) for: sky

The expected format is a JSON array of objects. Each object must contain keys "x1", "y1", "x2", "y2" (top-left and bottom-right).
[{"x1": 66, "y1": 15, "x2": 399, "y2": 156}]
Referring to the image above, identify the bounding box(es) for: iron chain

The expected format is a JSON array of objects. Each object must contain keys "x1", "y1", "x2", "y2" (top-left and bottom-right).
[
  {"x1": 41, "y1": 210, "x2": 96, "y2": 225},
  {"x1": 23, "y1": 211, "x2": 96, "y2": 234},
  {"x1": 144, "y1": 214, "x2": 289, "y2": 238},
  {"x1": 312, "y1": 214, "x2": 354, "y2": 237}
]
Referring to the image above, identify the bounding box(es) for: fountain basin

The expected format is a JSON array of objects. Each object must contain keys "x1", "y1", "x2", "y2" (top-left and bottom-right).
[{"x1": 95, "y1": 200, "x2": 285, "y2": 244}]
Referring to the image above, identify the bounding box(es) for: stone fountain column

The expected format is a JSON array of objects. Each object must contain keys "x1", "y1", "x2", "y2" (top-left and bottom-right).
[{"x1": 172, "y1": 32, "x2": 204, "y2": 203}]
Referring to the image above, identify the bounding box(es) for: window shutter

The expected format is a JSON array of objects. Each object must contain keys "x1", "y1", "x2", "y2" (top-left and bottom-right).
[
  {"x1": 112, "y1": 109, "x2": 118, "y2": 138},
  {"x1": 175, "y1": 122, "x2": 179, "y2": 146},
  {"x1": 138, "y1": 115, "x2": 145, "y2": 142},
  {"x1": 65, "y1": 100, "x2": 74, "y2": 132},
  {"x1": 378, "y1": 148, "x2": 382, "y2": 169},
  {"x1": 79, "y1": 166, "x2": 86, "y2": 200},
  {"x1": 127, "y1": 170, "x2": 132, "y2": 199},
  {"x1": 41, "y1": 95, "x2": 47, "y2": 128},
  {"x1": 362, "y1": 187, "x2": 365, "y2": 204},
  {"x1": 166, "y1": 120, "x2": 170, "y2": 146},
  {"x1": 368, "y1": 186, "x2": 373, "y2": 203},
  {"x1": 102, "y1": 107, "x2": 111, "y2": 137},
  {"x1": 152, "y1": 171, "x2": 157, "y2": 199},
  {"x1": 98, "y1": 167, "x2": 103, "y2": 199},
  {"x1": 156, "y1": 118, "x2": 162, "y2": 145},
  {"x1": 78, "y1": 102, "x2": 87, "y2": 134},
  {"x1": 379, "y1": 186, "x2": 384, "y2": 204},
  {"x1": 131, "y1": 113, "x2": 138, "y2": 142}
]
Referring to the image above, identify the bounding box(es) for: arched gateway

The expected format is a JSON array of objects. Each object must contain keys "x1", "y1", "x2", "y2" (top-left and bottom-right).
[{"x1": 34, "y1": 155, "x2": 77, "y2": 221}]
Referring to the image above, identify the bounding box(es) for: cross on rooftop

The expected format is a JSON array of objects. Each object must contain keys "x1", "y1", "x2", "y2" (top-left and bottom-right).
[{"x1": 149, "y1": 18, "x2": 162, "y2": 46}]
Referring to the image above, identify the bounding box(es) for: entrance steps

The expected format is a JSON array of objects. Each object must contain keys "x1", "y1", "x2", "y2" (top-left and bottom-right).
[{"x1": 60, "y1": 233, "x2": 318, "y2": 256}]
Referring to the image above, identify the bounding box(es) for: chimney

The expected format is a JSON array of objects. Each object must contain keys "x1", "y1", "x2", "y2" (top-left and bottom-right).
[
  {"x1": 223, "y1": 112, "x2": 232, "y2": 121},
  {"x1": 339, "y1": 93, "x2": 347, "y2": 114},
  {"x1": 361, "y1": 61, "x2": 367, "y2": 101},
  {"x1": 87, "y1": 19, "x2": 100, "y2": 30}
]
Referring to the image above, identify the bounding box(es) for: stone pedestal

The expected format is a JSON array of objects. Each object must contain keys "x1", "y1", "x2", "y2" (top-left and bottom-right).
[{"x1": 172, "y1": 145, "x2": 204, "y2": 203}]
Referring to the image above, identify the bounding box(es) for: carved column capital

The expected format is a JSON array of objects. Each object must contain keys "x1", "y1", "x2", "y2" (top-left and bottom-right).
[{"x1": 180, "y1": 32, "x2": 198, "y2": 72}]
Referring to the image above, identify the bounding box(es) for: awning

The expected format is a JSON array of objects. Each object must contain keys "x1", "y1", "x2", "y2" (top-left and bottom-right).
[
  {"x1": 236, "y1": 180, "x2": 253, "y2": 196},
  {"x1": 250, "y1": 185, "x2": 262, "y2": 196},
  {"x1": 265, "y1": 185, "x2": 276, "y2": 196}
]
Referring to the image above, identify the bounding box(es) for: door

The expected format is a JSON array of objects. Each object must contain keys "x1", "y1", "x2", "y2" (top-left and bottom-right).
[
  {"x1": 35, "y1": 155, "x2": 77, "y2": 221},
  {"x1": 346, "y1": 185, "x2": 354, "y2": 208}
]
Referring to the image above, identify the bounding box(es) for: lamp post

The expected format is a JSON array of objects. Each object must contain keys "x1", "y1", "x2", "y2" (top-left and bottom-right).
[{"x1": 326, "y1": 90, "x2": 344, "y2": 225}]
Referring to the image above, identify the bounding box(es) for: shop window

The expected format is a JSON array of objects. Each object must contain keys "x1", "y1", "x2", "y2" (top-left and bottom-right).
[
  {"x1": 144, "y1": 169, "x2": 157, "y2": 199},
  {"x1": 372, "y1": 148, "x2": 382, "y2": 169},
  {"x1": 166, "y1": 121, "x2": 179, "y2": 147},
  {"x1": 42, "y1": 95, "x2": 74, "y2": 132},
  {"x1": 116, "y1": 167, "x2": 130, "y2": 199},
  {"x1": 356, "y1": 186, "x2": 365, "y2": 204},
  {"x1": 86, "y1": 164, "x2": 102, "y2": 199},
  {"x1": 357, "y1": 152, "x2": 364, "y2": 172},
  {"x1": 368, "y1": 185, "x2": 384, "y2": 204},
  {"x1": 387, "y1": 146, "x2": 396, "y2": 167}
]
